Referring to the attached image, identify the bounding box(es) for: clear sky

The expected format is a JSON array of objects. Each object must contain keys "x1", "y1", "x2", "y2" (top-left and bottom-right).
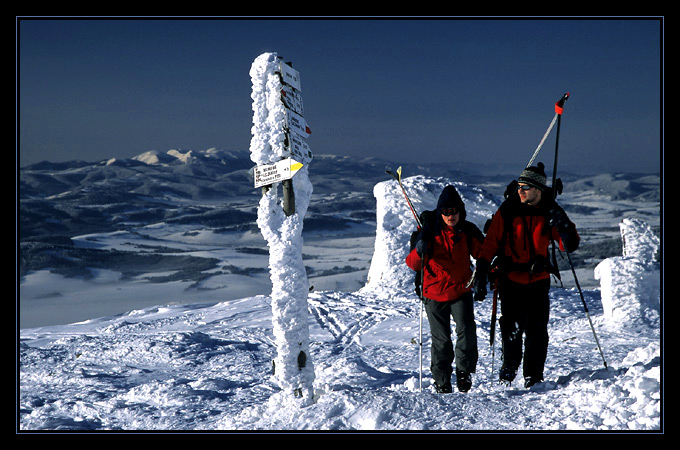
[{"x1": 18, "y1": 17, "x2": 663, "y2": 174}]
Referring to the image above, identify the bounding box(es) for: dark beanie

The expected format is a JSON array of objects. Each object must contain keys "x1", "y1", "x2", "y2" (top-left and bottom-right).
[
  {"x1": 518, "y1": 162, "x2": 548, "y2": 191},
  {"x1": 436, "y1": 185, "x2": 466, "y2": 220}
]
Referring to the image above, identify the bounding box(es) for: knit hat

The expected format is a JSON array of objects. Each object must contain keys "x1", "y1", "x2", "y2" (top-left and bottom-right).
[{"x1": 518, "y1": 162, "x2": 548, "y2": 191}]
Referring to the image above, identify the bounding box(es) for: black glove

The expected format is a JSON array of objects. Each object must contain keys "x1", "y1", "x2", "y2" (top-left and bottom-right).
[
  {"x1": 548, "y1": 207, "x2": 570, "y2": 232},
  {"x1": 415, "y1": 238, "x2": 427, "y2": 258},
  {"x1": 473, "y1": 259, "x2": 490, "y2": 301},
  {"x1": 548, "y1": 207, "x2": 579, "y2": 253}
]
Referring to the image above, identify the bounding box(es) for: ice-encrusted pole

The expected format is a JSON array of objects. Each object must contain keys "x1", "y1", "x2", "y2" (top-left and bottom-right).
[{"x1": 249, "y1": 52, "x2": 315, "y2": 404}]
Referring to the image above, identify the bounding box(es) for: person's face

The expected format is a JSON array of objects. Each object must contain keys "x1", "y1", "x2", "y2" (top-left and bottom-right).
[
  {"x1": 517, "y1": 183, "x2": 542, "y2": 206},
  {"x1": 440, "y1": 207, "x2": 460, "y2": 227}
]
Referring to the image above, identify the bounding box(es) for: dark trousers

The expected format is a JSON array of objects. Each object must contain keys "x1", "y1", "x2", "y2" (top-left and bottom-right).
[
  {"x1": 498, "y1": 277, "x2": 551, "y2": 379},
  {"x1": 424, "y1": 292, "x2": 478, "y2": 387}
]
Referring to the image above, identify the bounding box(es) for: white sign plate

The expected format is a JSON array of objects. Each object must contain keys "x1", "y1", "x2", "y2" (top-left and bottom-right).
[
  {"x1": 278, "y1": 61, "x2": 301, "y2": 91},
  {"x1": 285, "y1": 109, "x2": 311, "y2": 138},
  {"x1": 253, "y1": 158, "x2": 304, "y2": 188},
  {"x1": 284, "y1": 133, "x2": 313, "y2": 164},
  {"x1": 281, "y1": 85, "x2": 304, "y2": 116}
]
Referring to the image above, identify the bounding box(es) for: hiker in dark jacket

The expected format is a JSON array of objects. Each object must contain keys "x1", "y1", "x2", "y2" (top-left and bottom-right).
[
  {"x1": 406, "y1": 185, "x2": 484, "y2": 393},
  {"x1": 474, "y1": 163, "x2": 580, "y2": 388}
]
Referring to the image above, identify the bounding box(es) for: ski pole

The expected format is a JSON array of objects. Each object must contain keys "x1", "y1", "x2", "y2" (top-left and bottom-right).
[
  {"x1": 386, "y1": 167, "x2": 422, "y2": 229},
  {"x1": 489, "y1": 278, "x2": 499, "y2": 385},
  {"x1": 550, "y1": 93, "x2": 569, "y2": 192},
  {"x1": 549, "y1": 93, "x2": 608, "y2": 370},
  {"x1": 526, "y1": 114, "x2": 557, "y2": 169},
  {"x1": 550, "y1": 93, "x2": 569, "y2": 286},
  {"x1": 565, "y1": 251, "x2": 608, "y2": 369},
  {"x1": 417, "y1": 261, "x2": 424, "y2": 392},
  {"x1": 386, "y1": 166, "x2": 424, "y2": 391}
]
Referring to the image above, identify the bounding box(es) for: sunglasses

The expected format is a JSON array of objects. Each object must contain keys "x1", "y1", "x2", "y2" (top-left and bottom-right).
[
  {"x1": 517, "y1": 184, "x2": 534, "y2": 191},
  {"x1": 441, "y1": 208, "x2": 459, "y2": 216}
]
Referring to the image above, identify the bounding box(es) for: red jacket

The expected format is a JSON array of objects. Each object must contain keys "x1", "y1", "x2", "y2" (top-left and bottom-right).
[
  {"x1": 406, "y1": 223, "x2": 483, "y2": 302},
  {"x1": 478, "y1": 198, "x2": 579, "y2": 284}
]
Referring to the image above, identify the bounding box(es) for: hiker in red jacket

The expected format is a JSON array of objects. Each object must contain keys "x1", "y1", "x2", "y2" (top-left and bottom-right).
[
  {"x1": 473, "y1": 163, "x2": 580, "y2": 388},
  {"x1": 406, "y1": 185, "x2": 484, "y2": 393}
]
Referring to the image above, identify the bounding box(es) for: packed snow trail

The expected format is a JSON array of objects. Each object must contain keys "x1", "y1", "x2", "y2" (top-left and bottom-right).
[{"x1": 20, "y1": 286, "x2": 659, "y2": 430}]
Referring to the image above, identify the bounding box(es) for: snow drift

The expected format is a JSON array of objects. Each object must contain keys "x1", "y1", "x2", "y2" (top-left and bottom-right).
[{"x1": 595, "y1": 218, "x2": 661, "y2": 330}]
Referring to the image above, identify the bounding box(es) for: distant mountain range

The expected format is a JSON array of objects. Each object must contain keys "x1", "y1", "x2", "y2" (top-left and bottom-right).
[{"x1": 19, "y1": 148, "x2": 660, "y2": 240}]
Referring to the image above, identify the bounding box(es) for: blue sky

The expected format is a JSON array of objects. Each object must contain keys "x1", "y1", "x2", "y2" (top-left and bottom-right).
[{"x1": 18, "y1": 17, "x2": 663, "y2": 174}]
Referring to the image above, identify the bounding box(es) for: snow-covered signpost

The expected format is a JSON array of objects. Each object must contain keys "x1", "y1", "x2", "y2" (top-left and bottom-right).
[{"x1": 249, "y1": 52, "x2": 315, "y2": 404}]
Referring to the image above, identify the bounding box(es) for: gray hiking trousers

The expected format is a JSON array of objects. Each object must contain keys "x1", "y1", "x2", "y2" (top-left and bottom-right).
[{"x1": 424, "y1": 292, "x2": 478, "y2": 387}]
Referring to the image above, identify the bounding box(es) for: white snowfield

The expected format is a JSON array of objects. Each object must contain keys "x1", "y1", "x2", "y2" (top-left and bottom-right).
[{"x1": 19, "y1": 173, "x2": 661, "y2": 431}]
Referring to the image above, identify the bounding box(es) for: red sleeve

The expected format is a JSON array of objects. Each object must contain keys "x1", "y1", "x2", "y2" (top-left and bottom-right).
[
  {"x1": 405, "y1": 247, "x2": 422, "y2": 271},
  {"x1": 551, "y1": 227, "x2": 564, "y2": 251},
  {"x1": 478, "y1": 210, "x2": 505, "y2": 263}
]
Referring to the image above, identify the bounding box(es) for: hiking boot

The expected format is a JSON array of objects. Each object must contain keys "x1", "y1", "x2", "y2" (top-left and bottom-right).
[
  {"x1": 456, "y1": 370, "x2": 472, "y2": 393},
  {"x1": 524, "y1": 376, "x2": 543, "y2": 388},
  {"x1": 434, "y1": 381, "x2": 452, "y2": 393},
  {"x1": 499, "y1": 366, "x2": 516, "y2": 384}
]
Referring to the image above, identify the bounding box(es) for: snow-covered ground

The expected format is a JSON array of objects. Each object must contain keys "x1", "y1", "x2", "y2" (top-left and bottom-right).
[{"x1": 19, "y1": 174, "x2": 661, "y2": 431}]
